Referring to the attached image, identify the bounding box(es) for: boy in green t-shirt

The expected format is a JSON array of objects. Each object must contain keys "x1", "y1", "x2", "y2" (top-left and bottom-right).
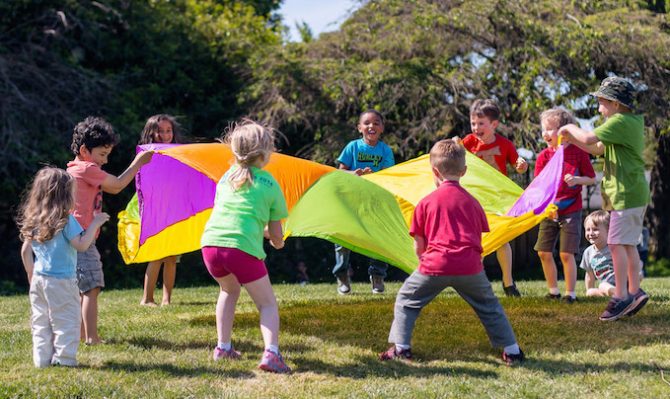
[{"x1": 559, "y1": 76, "x2": 650, "y2": 321}]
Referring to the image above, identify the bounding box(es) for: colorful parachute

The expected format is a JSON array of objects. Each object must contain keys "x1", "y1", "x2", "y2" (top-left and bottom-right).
[{"x1": 118, "y1": 143, "x2": 564, "y2": 273}]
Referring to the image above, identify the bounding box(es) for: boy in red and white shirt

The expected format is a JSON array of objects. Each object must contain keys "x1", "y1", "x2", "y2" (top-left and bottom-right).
[{"x1": 459, "y1": 99, "x2": 528, "y2": 297}]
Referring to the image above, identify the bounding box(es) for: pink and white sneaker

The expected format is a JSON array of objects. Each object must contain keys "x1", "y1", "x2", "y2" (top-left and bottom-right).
[
  {"x1": 212, "y1": 346, "x2": 241, "y2": 361},
  {"x1": 258, "y1": 349, "x2": 291, "y2": 373}
]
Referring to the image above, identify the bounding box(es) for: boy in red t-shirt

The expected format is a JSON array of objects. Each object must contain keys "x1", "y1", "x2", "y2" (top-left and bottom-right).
[
  {"x1": 534, "y1": 108, "x2": 595, "y2": 303},
  {"x1": 379, "y1": 140, "x2": 524, "y2": 366},
  {"x1": 458, "y1": 99, "x2": 528, "y2": 297},
  {"x1": 67, "y1": 117, "x2": 153, "y2": 345}
]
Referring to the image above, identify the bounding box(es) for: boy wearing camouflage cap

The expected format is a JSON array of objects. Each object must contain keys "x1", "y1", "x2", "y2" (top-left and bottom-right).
[{"x1": 559, "y1": 76, "x2": 650, "y2": 321}]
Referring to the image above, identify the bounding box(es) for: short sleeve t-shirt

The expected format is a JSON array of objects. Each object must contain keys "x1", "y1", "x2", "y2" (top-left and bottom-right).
[
  {"x1": 32, "y1": 215, "x2": 84, "y2": 279},
  {"x1": 201, "y1": 166, "x2": 288, "y2": 260},
  {"x1": 594, "y1": 113, "x2": 649, "y2": 210},
  {"x1": 462, "y1": 133, "x2": 519, "y2": 176},
  {"x1": 67, "y1": 159, "x2": 107, "y2": 229},
  {"x1": 410, "y1": 180, "x2": 489, "y2": 276},
  {"x1": 579, "y1": 244, "x2": 615, "y2": 285},
  {"x1": 534, "y1": 145, "x2": 595, "y2": 215},
  {"x1": 337, "y1": 139, "x2": 395, "y2": 172}
]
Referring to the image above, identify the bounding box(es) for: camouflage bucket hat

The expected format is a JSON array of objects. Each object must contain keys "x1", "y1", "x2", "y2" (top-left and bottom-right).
[{"x1": 590, "y1": 76, "x2": 635, "y2": 110}]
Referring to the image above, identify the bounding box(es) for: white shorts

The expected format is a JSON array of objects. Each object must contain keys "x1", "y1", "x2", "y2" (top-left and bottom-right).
[{"x1": 608, "y1": 206, "x2": 646, "y2": 246}]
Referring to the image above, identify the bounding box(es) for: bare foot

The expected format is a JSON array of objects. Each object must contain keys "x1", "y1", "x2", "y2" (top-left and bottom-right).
[
  {"x1": 140, "y1": 301, "x2": 158, "y2": 307},
  {"x1": 161, "y1": 301, "x2": 171, "y2": 306},
  {"x1": 85, "y1": 338, "x2": 106, "y2": 346}
]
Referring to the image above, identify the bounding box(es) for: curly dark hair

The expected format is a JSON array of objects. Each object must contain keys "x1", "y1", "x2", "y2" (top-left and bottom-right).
[{"x1": 70, "y1": 116, "x2": 119, "y2": 155}]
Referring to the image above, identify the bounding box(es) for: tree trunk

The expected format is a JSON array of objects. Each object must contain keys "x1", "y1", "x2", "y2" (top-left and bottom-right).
[{"x1": 646, "y1": 130, "x2": 670, "y2": 259}]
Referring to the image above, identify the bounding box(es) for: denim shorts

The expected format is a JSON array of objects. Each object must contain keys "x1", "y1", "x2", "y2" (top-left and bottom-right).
[{"x1": 76, "y1": 244, "x2": 104, "y2": 293}]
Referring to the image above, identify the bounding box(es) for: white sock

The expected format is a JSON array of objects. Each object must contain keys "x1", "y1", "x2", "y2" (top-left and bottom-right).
[
  {"x1": 504, "y1": 344, "x2": 520, "y2": 355},
  {"x1": 266, "y1": 344, "x2": 280, "y2": 355},
  {"x1": 549, "y1": 287, "x2": 560, "y2": 295},
  {"x1": 395, "y1": 343, "x2": 411, "y2": 351},
  {"x1": 566, "y1": 291, "x2": 576, "y2": 299},
  {"x1": 217, "y1": 342, "x2": 231, "y2": 351}
]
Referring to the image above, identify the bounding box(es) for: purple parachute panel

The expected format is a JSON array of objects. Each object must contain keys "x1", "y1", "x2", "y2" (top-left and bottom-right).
[
  {"x1": 136, "y1": 145, "x2": 216, "y2": 244},
  {"x1": 506, "y1": 146, "x2": 564, "y2": 217}
]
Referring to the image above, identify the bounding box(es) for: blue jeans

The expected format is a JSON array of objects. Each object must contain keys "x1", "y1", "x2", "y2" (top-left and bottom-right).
[{"x1": 332, "y1": 244, "x2": 387, "y2": 278}]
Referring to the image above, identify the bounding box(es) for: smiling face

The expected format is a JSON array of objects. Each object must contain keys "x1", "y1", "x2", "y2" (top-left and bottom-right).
[
  {"x1": 79, "y1": 144, "x2": 113, "y2": 167},
  {"x1": 358, "y1": 112, "x2": 384, "y2": 146},
  {"x1": 153, "y1": 120, "x2": 174, "y2": 144},
  {"x1": 541, "y1": 117, "x2": 560, "y2": 149},
  {"x1": 470, "y1": 115, "x2": 498, "y2": 144},
  {"x1": 585, "y1": 219, "x2": 608, "y2": 249}
]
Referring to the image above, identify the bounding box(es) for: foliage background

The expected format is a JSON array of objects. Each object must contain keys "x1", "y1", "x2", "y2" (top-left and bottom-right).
[{"x1": 1, "y1": 0, "x2": 668, "y2": 291}]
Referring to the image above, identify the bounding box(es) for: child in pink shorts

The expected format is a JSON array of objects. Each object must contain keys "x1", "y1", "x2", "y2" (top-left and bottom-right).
[{"x1": 200, "y1": 120, "x2": 290, "y2": 373}]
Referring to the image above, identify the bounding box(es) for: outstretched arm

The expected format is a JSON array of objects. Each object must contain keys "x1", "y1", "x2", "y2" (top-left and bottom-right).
[
  {"x1": 559, "y1": 124, "x2": 605, "y2": 156},
  {"x1": 102, "y1": 151, "x2": 154, "y2": 194}
]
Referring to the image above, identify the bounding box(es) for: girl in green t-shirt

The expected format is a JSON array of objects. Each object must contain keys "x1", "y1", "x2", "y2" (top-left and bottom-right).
[{"x1": 201, "y1": 120, "x2": 291, "y2": 373}]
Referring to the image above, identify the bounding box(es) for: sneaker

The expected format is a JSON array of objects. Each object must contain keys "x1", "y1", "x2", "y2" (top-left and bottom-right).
[
  {"x1": 258, "y1": 349, "x2": 291, "y2": 373},
  {"x1": 545, "y1": 293, "x2": 561, "y2": 300},
  {"x1": 213, "y1": 346, "x2": 241, "y2": 361},
  {"x1": 624, "y1": 288, "x2": 649, "y2": 317},
  {"x1": 379, "y1": 346, "x2": 413, "y2": 361},
  {"x1": 503, "y1": 283, "x2": 521, "y2": 297},
  {"x1": 371, "y1": 275, "x2": 385, "y2": 294},
  {"x1": 336, "y1": 272, "x2": 351, "y2": 295},
  {"x1": 502, "y1": 349, "x2": 525, "y2": 366},
  {"x1": 561, "y1": 295, "x2": 577, "y2": 304},
  {"x1": 599, "y1": 296, "x2": 634, "y2": 321}
]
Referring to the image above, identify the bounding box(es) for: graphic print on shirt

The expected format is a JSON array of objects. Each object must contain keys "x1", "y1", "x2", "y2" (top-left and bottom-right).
[
  {"x1": 590, "y1": 253, "x2": 614, "y2": 282},
  {"x1": 357, "y1": 152, "x2": 383, "y2": 168},
  {"x1": 474, "y1": 147, "x2": 501, "y2": 170},
  {"x1": 93, "y1": 188, "x2": 103, "y2": 214}
]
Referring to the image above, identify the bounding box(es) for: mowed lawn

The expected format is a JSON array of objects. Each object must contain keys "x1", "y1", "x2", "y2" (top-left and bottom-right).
[{"x1": 1, "y1": 278, "x2": 669, "y2": 398}]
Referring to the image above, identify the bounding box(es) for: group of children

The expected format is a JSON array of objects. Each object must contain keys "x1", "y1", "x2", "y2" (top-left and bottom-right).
[{"x1": 17, "y1": 76, "x2": 650, "y2": 372}]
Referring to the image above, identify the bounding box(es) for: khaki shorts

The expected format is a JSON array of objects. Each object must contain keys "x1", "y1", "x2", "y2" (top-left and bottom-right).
[{"x1": 608, "y1": 206, "x2": 646, "y2": 246}]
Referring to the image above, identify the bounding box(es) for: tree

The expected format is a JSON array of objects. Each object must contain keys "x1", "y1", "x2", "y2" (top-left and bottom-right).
[
  {"x1": 0, "y1": 0, "x2": 282, "y2": 289},
  {"x1": 245, "y1": 0, "x2": 670, "y2": 258}
]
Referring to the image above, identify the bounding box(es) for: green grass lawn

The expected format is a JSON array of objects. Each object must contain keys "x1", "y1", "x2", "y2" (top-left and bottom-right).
[{"x1": 1, "y1": 278, "x2": 669, "y2": 398}]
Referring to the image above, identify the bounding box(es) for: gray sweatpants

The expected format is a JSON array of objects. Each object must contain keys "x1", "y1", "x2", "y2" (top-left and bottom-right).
[{"x1": 388, "y1": 270, "x2": 517, "y2": 348}]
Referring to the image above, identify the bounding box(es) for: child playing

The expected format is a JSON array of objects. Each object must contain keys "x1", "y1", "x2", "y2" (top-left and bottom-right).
[
  {"x1": 459, "y1": 99, "x2": 528, "y2": 297},
  {"x1": 559, "y1": 76, "x2": 650, "y2": 321},
  {"x1": 67, "y1": 116, "x2": 153, "y2": 344},
  {"x1": 200, "y1": 120, "x2": 290, "y2": 373},
  {"x1": 534, "y1": 108, "x2": 596, "y2": 303},
  {"x1": 580, "y1": 210, "x2": 616, "y2": 297},
  {"x1": 138, "y1": 114, "x2": 182, "y2": 307},
  {"x1": 334, "y1": 109, "x2": 395, "y2": 295},
  {"x1": 18, "y1": 167, "x2": 110, "y2": 367},
  {"x1": 379, "y1": 140, "x2": 524, "y2": 365}
]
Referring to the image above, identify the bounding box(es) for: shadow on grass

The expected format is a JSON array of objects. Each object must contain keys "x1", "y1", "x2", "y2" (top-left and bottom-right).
[
  {"x1": 179, "y1": 293, "x2": 670, "y2": 377},
  {"x1": 102, "y1": 360, "x2": 255, "y2": 379},
  {"x1": 120, "y1": 336, "x2": 212, "y2": 350},
  {"x1": 517, "y1": 358, "x2": 663, "y2": 375},
  {"x1": 293, "y1": 355, "x2": 499, "y2": 379}
]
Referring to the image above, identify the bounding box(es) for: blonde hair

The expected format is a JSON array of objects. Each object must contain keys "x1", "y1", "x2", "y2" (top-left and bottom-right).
[
  {"x1": 223, "y1": 119, "x2": 275, "y2": 190},
  {"x1": 430, "y1": 139, "x2": 466, "y2": 177},
  {"x1": 540, "y1": 107, "x2": 577, "y2": 129},
  {"x1": 17, "y1": 167, "x2": 75, "y2": 243},
  {"x1": 585, "y1": 209, "x2": 610, "y2": 230}
]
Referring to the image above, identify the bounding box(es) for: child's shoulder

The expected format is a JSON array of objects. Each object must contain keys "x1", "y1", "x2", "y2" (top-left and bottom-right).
[{"x1": 67, "y1": 159, "x2": 101, "y2": 172}]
